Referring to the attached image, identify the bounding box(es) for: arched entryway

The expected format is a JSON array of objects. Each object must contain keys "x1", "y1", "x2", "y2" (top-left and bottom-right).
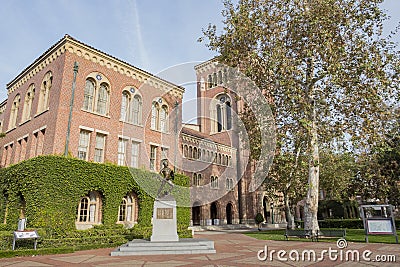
[
  {"x1": 210, "y1": 202, "x2": 218, "y2": 225},
  {"x1": 226, "y1": 203, "x2": 233, "y2": 225},
  {"x1": 192, "y1": 204, "x2": 201, "y2": 226}
]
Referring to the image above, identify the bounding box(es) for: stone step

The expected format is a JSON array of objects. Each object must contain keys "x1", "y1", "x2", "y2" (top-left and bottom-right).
[{"x1": 111, "y1": 238, "x2": 216, "y2": 256}]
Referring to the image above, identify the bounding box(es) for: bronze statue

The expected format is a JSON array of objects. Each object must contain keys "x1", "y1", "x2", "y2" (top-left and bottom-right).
[{"x1": 157, "y1": 159, "x2": 174, "y2": 198}]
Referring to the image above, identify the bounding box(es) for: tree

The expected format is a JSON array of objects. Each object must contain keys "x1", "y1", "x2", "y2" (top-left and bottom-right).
[
  {"x1": 201, "y1": 0, "x2": 399, "y2": 234},
  {"x1": 267, "y1": 152, "x2": 308, "y2": 229}
]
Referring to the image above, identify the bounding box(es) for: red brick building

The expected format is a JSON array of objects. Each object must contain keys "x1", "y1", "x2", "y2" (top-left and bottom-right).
[{"x1": 0, "y1": 35, "x2": 271, "y2": 227}]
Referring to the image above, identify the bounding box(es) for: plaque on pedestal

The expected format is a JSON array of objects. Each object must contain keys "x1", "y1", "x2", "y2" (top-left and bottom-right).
[{"x1": 151, "y1": 194, "x2": 179, "y2": 242}]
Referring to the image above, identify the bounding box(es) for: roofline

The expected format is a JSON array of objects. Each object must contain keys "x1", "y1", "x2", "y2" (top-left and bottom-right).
[
  {"x1": 7, "y1": 34, "x2": 185, "y2": 93},
  {"x1": 194, "y1": 57, "x2": 219, "y2": 71}
]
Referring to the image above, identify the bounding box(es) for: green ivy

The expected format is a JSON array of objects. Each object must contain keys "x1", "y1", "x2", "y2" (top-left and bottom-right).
[{"x1": 0, "y1": 155, "x2": 191, "y2": 240}]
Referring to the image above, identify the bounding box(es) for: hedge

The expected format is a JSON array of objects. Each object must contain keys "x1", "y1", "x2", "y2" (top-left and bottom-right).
[
  {"x1": 295, "y1": 219, "x2": 400, "y2": 229},
  {"x1": 0, "y1": 155, "x2": 191, "y2": 244}
]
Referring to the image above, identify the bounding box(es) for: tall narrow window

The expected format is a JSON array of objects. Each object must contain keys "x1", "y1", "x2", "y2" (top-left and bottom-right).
[
  {"x1": 213, "y1": 94, "x2": 232, "y2": 133},
  {"x1": 22, "y1": 84, "x2": 35, "y2": 122},
  {"x1": 8, "y1": 94, "x2": 20, "y2": 130},
  {"x1": 37, "y1": 71, "x2": 52, "y2": 114},
  {"x1": 160, "y1": 105, "x2": 168, "y2": 132},
  {"x1": 211, "y1": 176, "x2": 219, "y2": 189},
  {"x1": 208, "y1": 74, "x2": 212, "y2": 89},
  {"x1": 132, "y1": 95, "x2": 142, "y2": 125},
  {"x1": 151, "y1": 102, "x2": 159, "y2": 130},
  {"x1": 120, "y1": 91, "x2": 129, "y2": 121},
  {"x1": 118, "y1": 138, "x2": 127, "y2": 166},
  {"x1": 96, "y1": 83, "x2": 109, "y2": 115},
  {"x1": 150, "y1": 145, "x2": 157, "y2": 170},
  {"x1": 131, "y1": 142, "x2": 140, "y2": 168},
  {"x1": 78, "y1": 130, "x2": 90, "y2": 160},
  {"x1": 94, "y1": 133, "x2": 106, "y2": 163},
  {"x1": 83, "y1": 79, "x2": 95, "y2": 111},
  {"x1": 218, "y1": 70, "x2": 222, "y2": 84}
]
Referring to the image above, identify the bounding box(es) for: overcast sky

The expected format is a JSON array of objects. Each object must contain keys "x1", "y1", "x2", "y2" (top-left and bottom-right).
[{"x1": 0, "y1": 0, "x2": 399, "y2": 122}]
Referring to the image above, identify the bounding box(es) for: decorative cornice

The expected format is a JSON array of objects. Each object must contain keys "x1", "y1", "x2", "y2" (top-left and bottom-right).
[
  {"x1": 7, "y1": 34, "x2": 185, "y2": 98},
  {"x1": 181, "y1": 132, "x2": 235, "y2": 154},
  {"x1": 194, "y1": 58, "x2": 218, "y2": 74},
  {"x1": 0, "y1": 100, "x2": 6, "y2": 114}
]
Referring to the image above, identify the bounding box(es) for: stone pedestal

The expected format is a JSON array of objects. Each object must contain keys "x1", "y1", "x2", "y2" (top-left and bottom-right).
[
  {"x1": 111, "y1": 194, "x2": 216, "y2": 256},
  {"x1": 151, "y1": 195, "x2": 179, "y2": 242}
]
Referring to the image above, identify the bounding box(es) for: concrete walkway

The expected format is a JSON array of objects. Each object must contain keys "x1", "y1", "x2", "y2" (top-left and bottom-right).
[{"x1": 1, "y1": 230, "x2": 399, "y2": 266}]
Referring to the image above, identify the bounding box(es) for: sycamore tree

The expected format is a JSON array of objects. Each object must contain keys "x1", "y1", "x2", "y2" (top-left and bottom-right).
[{"x1": 201, "y1": 0, "x2": 399, "y2": 234}]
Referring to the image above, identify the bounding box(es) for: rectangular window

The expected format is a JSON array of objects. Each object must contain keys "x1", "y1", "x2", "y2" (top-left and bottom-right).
[
  {"x1": 131, "y1": 142, "x2": 140, "y2": 168},
  {"x1": 94, "y1": 133, "x2": 106, "y2": 163},
  {"x1": 118, "y1": 138, "x2": 127, "y2": 166},
  {"x1": 150, "y1": 145, "x2": 157, "y2": 171},
  {"x1": 78, "y1": 130, "x2": 90, "y2": 160}
]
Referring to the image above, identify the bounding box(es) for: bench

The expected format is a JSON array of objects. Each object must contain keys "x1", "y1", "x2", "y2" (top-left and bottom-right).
[
  {"x1": 284, "y1": 229, "x2": 316, "y2": 241},
  {"x1": 315, "y1": 229, "x2": 346, "y2": 241}
]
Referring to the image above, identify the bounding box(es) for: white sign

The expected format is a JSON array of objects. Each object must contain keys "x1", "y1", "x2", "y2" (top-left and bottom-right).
[
  {"x1": 14, "y1": 231, "x2": 39, "y2": 239},
  {"x1": 367, "y1": 220, "x2": 393, "y2": 234}
]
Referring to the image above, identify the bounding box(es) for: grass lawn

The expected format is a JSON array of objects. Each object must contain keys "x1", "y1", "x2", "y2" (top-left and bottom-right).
[{"x1": 245, "y1": 229, "x2": 400, "y2": 244}]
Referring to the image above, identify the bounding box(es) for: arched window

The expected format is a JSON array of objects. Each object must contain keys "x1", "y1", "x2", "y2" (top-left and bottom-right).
[
  {"x1": 211, "y1": 176, "x2": 219, "y2": 189},
  {"x1": 189, "y1": 146, "x2": 193, "y2": 159},
  {"x1": 118, "y1": 192, "x2": 138, "y2": 227},
  {"x1": 120, "y1": 91, "x2": 130, "y2": 121},
  {"x1": 8, "y1": 94, "x2": 20, "y2": 130},
  {"x1": 218, "y1": 70, "x2": 222, "y2": 84},
  {"x1": 193, "y1": 147, "x2": 198, "y2": 159},
  {"x1": 151, "y1": 102, "x2": 159, "y2": 130},
  {"x1": 212, "y1": 94, "x2": 232, "y2": 133},
  {"x1": 82, "y1": 73, "x2": 110, "y2": 116},
  {"x1": 76, "y1": 191, "x2": 102, "y2": 224},
  {"x1": 83, "y1": 79, "x2": 95, "y2": 111},
  {"x1": 22, "y1": 84, "x2": 35, "y2": 122},
  {"x1": 37, "y1": 71, "x2": 52, "y2": 114},
  {"x1": 159, "y1": 105, "x2": 168, "y2": 132},
  {"x1": 212, "y1": 73, "x2": 217, "y2": 87},
  {"x1": 226, "y1": 178, "x2": 234, "y2": 190},
  {"x1": 193, "y1": 173, "x2": 201, "y2": 186},
  {"x1": 184, "y1": 145, "x2": 188, "y2": 158},
  {"x1": 132, "y1": 95, "x2": 142, "y2": 125},
  {"x1": 121, "y1": 90, "x2": 142, "y2": 125},
  {"x1": 96, "y1": 83, "x2": 109, "y2": 115},
  {"x1": 208, "y1": 74, "x2": 212, "y2": 89}
]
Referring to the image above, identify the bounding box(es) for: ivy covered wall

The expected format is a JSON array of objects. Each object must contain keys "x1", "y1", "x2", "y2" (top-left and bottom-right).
[{"x1": 0, "y1": 155, "x2": 190, "y2": 237}]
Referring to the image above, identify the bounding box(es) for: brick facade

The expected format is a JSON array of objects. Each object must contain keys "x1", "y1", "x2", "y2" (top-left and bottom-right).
[{"x1": 0, "y1": 35, "x2": 265, "y2": 227}]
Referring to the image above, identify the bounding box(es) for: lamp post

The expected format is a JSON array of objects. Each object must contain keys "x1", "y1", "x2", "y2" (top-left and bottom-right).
[{"x1": 270, "y1": 202, "x2": 274, "y2": 224}]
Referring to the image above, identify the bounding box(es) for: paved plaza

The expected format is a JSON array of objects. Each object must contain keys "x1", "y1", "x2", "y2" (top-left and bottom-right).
[{"x1": 1, "y1": 230, "x2": 399, "y2": 266}]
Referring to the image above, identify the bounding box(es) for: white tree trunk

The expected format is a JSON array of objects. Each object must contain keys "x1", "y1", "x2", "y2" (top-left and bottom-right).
[{"x1": 304, "y1": 114, "x2": 320, "y2": 235}]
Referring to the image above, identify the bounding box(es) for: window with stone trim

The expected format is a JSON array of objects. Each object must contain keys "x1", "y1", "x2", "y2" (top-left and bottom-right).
[
  {"x1": 82, "y1": 73, "x2": 110, "y2": 116},
  {"x1": 212, "y1": 94, "x2": 232, "y2": 133},
  {"x1": 96, "y1": 83, "x2": 109, "y2": 115},
  {"x1": 120, "y1": 89, "x2": 142, "y2": 125},
  {"x1": 118, "y1": 138, "x2": 128, "y2": 166},
  {"x1": 211, "y1": 176, "x2": 219, "y2": 189},
  {"x1": 149, "y1": 145, "x2": 157, "y2": 171},
  {"x1": 22, "y1": 84, "x2": 35, "y2": 122},
  {"x1": 37, "y1": 71, "x2": 52, "y2": 114},
  {"x1": 8, "y1": 94, "x2": 21, "y2": 130},
  {"x1": 77, "y1": 191, "x2": 102, "y2": 223},
  {"x1": 151, "y1": 99, "x2": 168, "y2": 132},
  {"x1": 83, "y1": 79, "x2": 95, "y2": 111},
  {"x1": 118, "y1": 192, "x2": 138, "y2": 225},
  {"x1": 94, "y1": 133, "x2": 106, "y2": 163},
  {"x1": 78, "y1": 130, "x2": 90, "y2": 160},
  {"x1": 131, "y1": 141, "x2": 140, "y2": 168}
]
